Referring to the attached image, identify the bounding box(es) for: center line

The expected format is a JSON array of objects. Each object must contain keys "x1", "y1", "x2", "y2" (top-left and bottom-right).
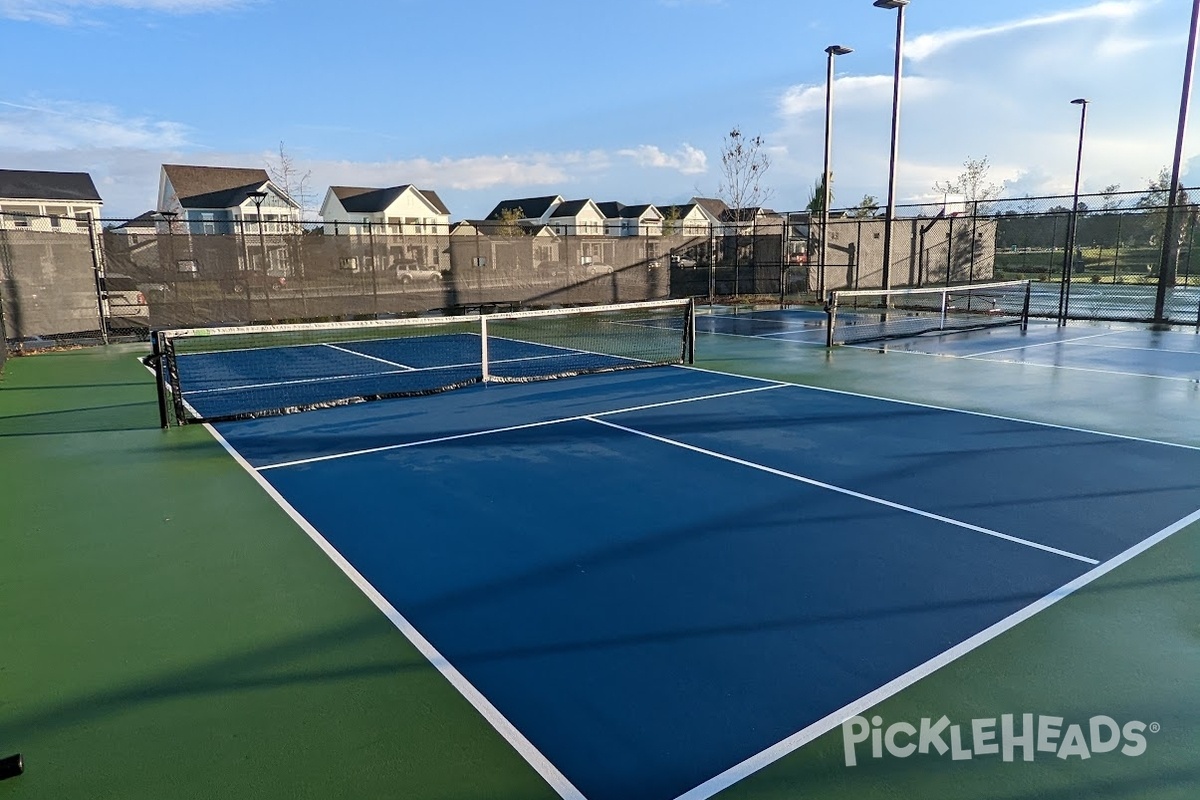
[
  {"x1": 586, "y1": 416, "x2": 1100, "y2": 565},
  {"x1": 323, "y1": 343, "x2": 413, "y2": 369}
]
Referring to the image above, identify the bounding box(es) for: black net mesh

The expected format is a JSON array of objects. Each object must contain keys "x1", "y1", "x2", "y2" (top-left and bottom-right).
[
  {"x1": 159, "y1": 299, "x2": 693, "y2": 424},
  {"x1": 827, "y1": 281, "x2": 1030, "y2": 345}
]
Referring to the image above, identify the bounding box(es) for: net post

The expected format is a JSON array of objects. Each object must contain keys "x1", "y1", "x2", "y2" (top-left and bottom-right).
[
  {"x1": 939, "y1": 288, "x2": 950, "y2": 331},
  {"x1": 152, "y1": 330, "x2": 170, "y2": 428},
  {"x1": 686, "y1": 298, "x2": 696, "y2": 364},
  {"x1": 163, "y1": 334, "x2": 188, "y2": 424},
  {"x1": 1021, "y1": 281, "x2": 1032, "y2": 331},
  {"x1": 825, "y1": 290, "x2": 837, "y2": 348},
  {"x1": 479, "y1": 315, "x2": 490, "y2": 383}
]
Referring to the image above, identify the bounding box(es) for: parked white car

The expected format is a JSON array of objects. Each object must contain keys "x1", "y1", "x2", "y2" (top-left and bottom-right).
[
  {"x1": 394, "y1": 260, "x2": 442, "y2": 285},
  {"x1": 98, "y1": 273, "x2": 150, "y2": 327}
]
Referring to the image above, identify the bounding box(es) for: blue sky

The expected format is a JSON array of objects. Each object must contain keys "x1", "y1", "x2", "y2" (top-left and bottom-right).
[{"x1": 0, "y1": 0, "x2": 1194, "y2": 219}]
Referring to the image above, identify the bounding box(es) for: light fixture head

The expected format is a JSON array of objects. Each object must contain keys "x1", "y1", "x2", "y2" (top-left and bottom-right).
[
  {"x1": 873, "y1": 0, "x2": 910, "y2": 9},
  {"x1": 827, "y1": 45, "x2": 853, "y2": 56},
  {"x1": 1071, "y1": 97, "x2": 1089, "y2": 105}
]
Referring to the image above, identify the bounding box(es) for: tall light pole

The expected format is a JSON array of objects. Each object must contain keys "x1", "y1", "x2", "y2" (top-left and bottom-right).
[
  {"x1": 1154, "y1": 0, "x2": 1200, "y2": 324},
  {"x1": 820, "y1": 44, "x2": 853, "y2": 303},
  {"x1": 247, "y1": 190, "x2": 271, "y2": 318},
  {"x1": 1058, "y1": 98, "x2": 1089, "y2": 326},
  {"x1": 874, "y1": 0, "x2": 909, "y2": 294}
]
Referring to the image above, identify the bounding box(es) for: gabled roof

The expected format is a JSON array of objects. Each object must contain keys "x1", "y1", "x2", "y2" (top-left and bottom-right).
[
  {"x1": 486, "y1": 195, "x2": 561, "y2": 221},
  {"x1": 657, "y1": 202, "x2": 702, "y2": 219},
  {"x1": 550, "y1": 199, "x2": 592, "y2": 218},
  {"x1": 330, "y1": 184, "x2": 450, "y2": 216},
  {"x1": 112, "y1": 211, "x2": 159, "y2": 230},
  {"x1": 420, "y1": 189, "x2": 450, "y2": 216},
  {"x1": 622, "y1": 203, "x2": 658, "y2": 219},
  {"x1": 0, "y1": 169, "x2": 101, "y2": 202},
  {"x1": 162, "y1": 164, "x2": 275, "y2": 209},
  {"x1": 599, "y1": 201, "x2": 660, "y2": 220},
  {"x1": 692, "y1": 197, "x2": 729, "y2": 219},
  {"x1": 332, "y1": 185, "x2": 407, "y2": 213},
  {"x1": 723, "y1": 206, "x2": 782, "y2": 223}
]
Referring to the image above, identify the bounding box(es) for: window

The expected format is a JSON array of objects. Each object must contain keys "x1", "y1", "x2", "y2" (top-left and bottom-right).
[{"x1": 7, "y1": 205, "x2": 37, "y2": 227}]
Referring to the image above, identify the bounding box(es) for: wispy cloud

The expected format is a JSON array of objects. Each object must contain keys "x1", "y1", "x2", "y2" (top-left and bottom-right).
[
  {"x1": 907, "y1": 1, "x2": 1150, "y2": 61},
  {"x1": 0, "y1": 0, "x2": 243, "y2": 24},
  {"x1": 616, "y1": 144, "x2": 708, "y2": 175},
  {"x1": 779, "y1": 75, "x2": 943, "y2": 117},
  {"x1": 0, "y1": 97, "x2": 190, "y2": 150}
]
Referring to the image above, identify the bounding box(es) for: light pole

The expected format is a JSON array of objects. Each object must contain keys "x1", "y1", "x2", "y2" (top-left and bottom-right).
[
  {"x1": 1058, "y1": 98, "x2": 1089, "y2": 326},
  {"x1": 1154, "y1": 0, "x2": 1200, "y2": 323},
  {"x1": 820, "y1": 44, "x2": 853, "y2": 303},
  {"x1": 247, "y1": 190, "x2": 271, "y2": 319},
  {"x1": 874, "y1": 0, "x2": 909, "y2": 295}
]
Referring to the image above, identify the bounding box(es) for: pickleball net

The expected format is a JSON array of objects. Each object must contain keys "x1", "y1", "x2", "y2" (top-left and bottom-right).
[
  {"x1": 825, "y1": 280, "x2": 1031, "y2": 346},
  {"x1": 153, "y1": 299, "x2": 695, "y2": 425}
]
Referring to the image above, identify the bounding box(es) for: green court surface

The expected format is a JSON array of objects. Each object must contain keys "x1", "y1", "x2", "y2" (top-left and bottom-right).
[{"x1": 1, "y1": 321, "x2": 1198, "y2": 800}]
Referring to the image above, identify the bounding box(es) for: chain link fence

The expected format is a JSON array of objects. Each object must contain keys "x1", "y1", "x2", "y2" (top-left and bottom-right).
[
  {"x1": 2, "y1": 190, "x2": 1197, "y2": 353},
  {"x1": 794, "y1": 188, "x2": 1200, "y2": 325}
]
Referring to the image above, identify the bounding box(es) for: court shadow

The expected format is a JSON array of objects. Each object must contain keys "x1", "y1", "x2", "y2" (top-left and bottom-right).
[
  {"x1": 0, "y1": 615, "x2": 427, "y2": 744},
  {"x1": 0, "y1": 400, "x2": 160, "y2": 436}
]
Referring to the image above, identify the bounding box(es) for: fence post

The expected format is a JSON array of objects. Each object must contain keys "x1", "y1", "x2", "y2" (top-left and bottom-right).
[
  {"x1": 367, "y1": 221, "x2": 379, "y2": 317},
  {"x1": 86, "y1": 215, "x2": 109, "y2": 345}
]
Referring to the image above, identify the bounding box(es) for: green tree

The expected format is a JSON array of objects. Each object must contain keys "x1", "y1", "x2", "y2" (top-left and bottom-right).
[
  {"x1": 806, "y1": 174, "x2": 829, "y2": 215},
  {"x1": 661, "y1": 205, "x2": 684, "y2": 236},
  {"x1": 846, "y1": 195, "x2": 880, "y2": 218},
  {"x1": 496, "y1": 207, "x2": 526, "y2": 237}
]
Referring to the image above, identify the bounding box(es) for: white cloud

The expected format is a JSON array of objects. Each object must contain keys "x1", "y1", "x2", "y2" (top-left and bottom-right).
[
  {"x1": 907, "y1": 1, "x2": 1150, "y2": 61},
  {"x1": 0, "y1": 0, "x2": 242, "y2": 23},
  {"x1": 616, "y1": 144, "x2": 708, "y2": 175},
  {"x1": 308, "y1": 155, "x2": 571, "y2": 194}
]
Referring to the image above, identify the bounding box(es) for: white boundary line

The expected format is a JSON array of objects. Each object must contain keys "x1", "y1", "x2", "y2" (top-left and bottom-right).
[
  {"x1": 1067, "y1": 341, "x2": 1200, "y2": 356},
  {"x1": 174, "y1": 330, "x2": 479, "y2": 357},
  {"x1": 323, "y1": 342, "x2": 414, "y2": 369},
  {"x1": 961, "y1": 329, "x2": 1125, "y2": 358},
  {"x1": 673, "y1": 504, "x2": 1200, "y2": 800},
  {"x1": 846, "y1": 342, "x2": 1200, "y2": 384},
  {"x1": 257, "y1": 384, "x2": 789, "y2": 471},
  {"x1": 204, "y1": 424, "x2": 587, "y2": 800},
  {"x1": 586, "y1": 417, "x2": 1098, "y2": 565},
  {"x1": 963, "y1": 353, "x2": 1200, "y2": 384},
  {"x1": 673, "y1": 364, "x2": 1200, "y2": 452}
]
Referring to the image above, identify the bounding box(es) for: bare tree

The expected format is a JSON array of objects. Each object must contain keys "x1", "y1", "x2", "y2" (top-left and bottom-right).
[
  {"x1": 1099, "y1": 183, "x2": 1123, "y2": 212},
  {"x1": 933, "y1": 156, "x2": 1002, "y2": 204},
  {"x1": 717, "y1": 127, "x2": 772, "y2": 214},
  {"x1": 266, "y1": 141, "x2": 314, "y2": 216}
]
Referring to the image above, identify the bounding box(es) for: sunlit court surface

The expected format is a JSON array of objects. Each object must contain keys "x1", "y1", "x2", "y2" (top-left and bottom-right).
[{"x1": 3, "y1": 301, "x2": 1197, "y2": 800}]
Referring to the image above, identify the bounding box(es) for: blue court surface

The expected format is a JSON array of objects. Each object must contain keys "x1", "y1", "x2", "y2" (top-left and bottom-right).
[
  {"x1": 211, "y1": 363, "x2": 1200, "y2": 800},
  {"x1": 849, "y1": 323, "x2": 1200, "y2": 382},
  {"x1": 696, "y1": 307, "x2": 1200, "y2": 382}
]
